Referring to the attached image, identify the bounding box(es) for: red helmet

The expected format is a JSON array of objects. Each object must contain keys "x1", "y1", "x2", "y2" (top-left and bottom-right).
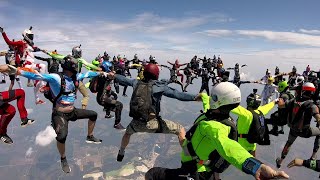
[
  {"x1": 144, "y1": 63, "x2": 159, "y2": 80},
  {"x1": 106, "y1": 85, "x2": 111, "y2": 91},
  {"x1": 302, "y1": 82, "x2": 316, "y2": 92},
  {"x1": 175, "y1": 59, "x2": 179, "y2": 64}
]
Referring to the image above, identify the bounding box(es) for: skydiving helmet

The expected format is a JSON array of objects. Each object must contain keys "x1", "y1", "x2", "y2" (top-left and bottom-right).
[
  {"x1": 292, "y1": 66, "x2": 297, "y2": 73},
  {"x1": 301, "y1": 82, "x2": 316, "y2": 100},
  {"x1": 296, "y1": 76, "x2": 305, "y2": 85},
  {"x1": 22, "y1": 26, "x2": 34, "y2": 45},
  {"x1": 61, "y1": 55, "x2": 78, "y2": 73},
  {"x1": 134, "y1": 54, "x2": 138, "y2": 59},
  {"x1": 209, "y1": 82, "x2": 241, "y2": 110},
  {"x1": 72, "y1": 45, "x2": 82, "y2": 58},
  {"x1": 101, "y1": 61, "x2": 113, "y2": 72},
  {"x1": 246, "y1": 89, "x2": 262, "y2": 109},
  {"x1": 275, "y1": 66, "x2": 279, "y2": 74}
]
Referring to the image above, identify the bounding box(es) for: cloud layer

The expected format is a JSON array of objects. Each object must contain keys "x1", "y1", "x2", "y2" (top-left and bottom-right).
[{"x1": 35, "y1": 126, "x2": 57, "y2": 147}]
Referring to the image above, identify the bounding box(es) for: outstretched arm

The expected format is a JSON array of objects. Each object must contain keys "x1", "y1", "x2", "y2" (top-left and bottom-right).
[
  {"x1": 34, "y1": 55, "x2": 50, "y2": 62},
  {"x1": 167, "y1": 61, "x2": 174, "y2": 65},
  {"x1": 1, "y1": 32, "x2": 24, "y2": 46},
  {"x1": 207, "y1": 124, "x2": 289, "y2": 179},
  {"x1": 163, "y1": 86, "x2": 196, "y2": 101}
]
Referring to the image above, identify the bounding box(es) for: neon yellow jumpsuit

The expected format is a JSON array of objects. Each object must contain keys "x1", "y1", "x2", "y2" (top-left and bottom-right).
[{"x1": 181, "y1": 93, "x2": 253, "y2": 173}]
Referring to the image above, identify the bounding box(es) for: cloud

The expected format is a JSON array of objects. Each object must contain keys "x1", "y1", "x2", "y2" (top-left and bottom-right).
[
  {"x1": 200, "y1": 29, "x2": 320, "y2": 47},
  {"x1": 25, "y1": 147, "x2": 33, "y2": 158},
  {"x1": 26, "y1": 108, "x2": 33, "y2": 114},
  {"x1": 35, "y1": 126, "x2": 57, "y2": 146},
  {"x1": 130, "y1": 42, "x2": 152, "y2": 49},
  {"x1": 200, "y1": 30, "x2": 233, "y2": 37},
  {"x1": 299, "y1": 29, "x2": 320, "y2": 35}
]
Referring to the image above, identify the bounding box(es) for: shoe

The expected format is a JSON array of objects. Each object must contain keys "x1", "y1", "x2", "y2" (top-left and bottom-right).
[
  {"x1": 21, "y1": 118, "x2": 35, "y2": 127},
  {"x1": 35, "y1": 99, "x2": 46, "y2": 105},
  {"x1": 0, "y1": 80, "x2": 5, "y2": 84},
  {"x1": 269, "y1": 128, "x2": 279, "y2": 136},
  {"x1": 86, "y1": 135, "x2": 102, "y2": 144},
  {"x1": 60, "y1": 158, "x2": 71, "y2": 173},
  {"x1": 278, "y1": 130, "x2": 284, "y2": 134},
  {"x1": 117, "y1": 150, "x2": 124, "y2": 162},
  {"x1": 105, "y1": 114, "x2": 114, "y2": 119},
  {"x1": 27, "y1": 82, "x2": 33, "y2": 87},
  {"x1": 190, "y1": 82, "x2": 193, "y2": 84},
  {"x1": 114, "y1": 123, "x2": 126, "y2": 130},
  {"x1": 0, "y1": 134, "x2": 13, "y2": 144},
  {"x1": 276, "y1": 158, "x2": 282, "y2": 168},
  {"x1": 122, "y1": 94, "x2": 128, "y2": 97}
]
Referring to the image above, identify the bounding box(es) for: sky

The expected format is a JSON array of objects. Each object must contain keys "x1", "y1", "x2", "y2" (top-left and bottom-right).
[
  {"x1": 1, "y1": 1, "x2": 320, "y2": 179},
  {"x1": 1, "y1": 0, "x2": 320, "y2": 76}
]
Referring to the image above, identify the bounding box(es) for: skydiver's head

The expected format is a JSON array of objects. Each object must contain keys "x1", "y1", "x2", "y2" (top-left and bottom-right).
[
  {"x1": 143, "y1": 63, "x2": 159, "y2": 81},
  {"x1": 22, "y1": 26, "x2": 34, "y2": 45}
]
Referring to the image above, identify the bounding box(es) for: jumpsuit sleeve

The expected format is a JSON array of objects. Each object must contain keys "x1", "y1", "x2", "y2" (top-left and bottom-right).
[
  {"x1": 231, "y1": 105, "x2": 252, "y2": 120},
  {"x1": 47, "y1": 53, "x2": 65, "y2": 61},
  {"x1": 114, "y1": 74, "x2": 135, "y2": 87},
  {"x1": 18, "y1": 68, "x2": 57, "y2": 83},
  {"x1": 34, "y1": 55, "x2": 50, "y2": 62},
  {"x1": 303, "y1": 159, "x2": 320, "y2": 172},
  {"x1": 257, "y1": 101, "x2": 275, "y2": 115},
  {"x1": 78, "y1": 58, "x2": 101, "y2": 71},
  {"x1": 163, "y1": 86, "x2": 196, "y2": 101},
  {"x1": 77, "y1": 71, "x2": 100, "y2": 81},
  {"x1": 204, "y1": 123, "x2": 253, "y2": 170},
  {"x1": 2, "y1": 32, "x2": 24, "y2": 46},
  {"x1": 201, "y1": 93, "x2": 211, "y2": 112}
]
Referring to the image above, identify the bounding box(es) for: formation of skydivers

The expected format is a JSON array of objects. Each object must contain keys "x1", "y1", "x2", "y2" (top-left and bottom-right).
[{"x1": 1, "y1": 26, "x2": 320, "y2": 179}]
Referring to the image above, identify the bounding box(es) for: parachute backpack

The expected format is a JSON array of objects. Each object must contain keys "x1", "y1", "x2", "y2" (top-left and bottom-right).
[
  {"x1": 244, "y1": 110, "x2": 270, "y2": 145},
  {"x1": 129, "y1": 81, "x2": 156, "y2": 121}
]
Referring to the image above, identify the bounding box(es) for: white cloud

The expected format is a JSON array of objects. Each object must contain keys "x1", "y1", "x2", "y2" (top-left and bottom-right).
[
  {"x1": 236, "y1": 30, "x2": 320, "y2": 47},
  {"x1": 26, "y1": 108, "x2": 33, "y2": 114},
  {"x1": 130, "y1": 42, "x2": 152, "y2": 49},
  {"x1": 299, "y1": 29, "x2": 320, "y2": 35},
  {"x1": 200, "y1": 30, "x2": 233, "y2": 37},
  {"x1": 25, "y1": 147, "x2": 33, "y2": 158},
  {"x1": 201, "y1": 29, "x2": 320, "y2": 47},
  {"x1": 35, "y1": 126, "x2": 57, "y2": 147}
]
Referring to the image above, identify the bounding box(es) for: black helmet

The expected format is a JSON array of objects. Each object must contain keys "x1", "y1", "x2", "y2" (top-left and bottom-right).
[
  {"x1": 134, "y1": 54, "x2": 138, "y2": 59},
  {"x1": 235, "y1": 63, "x2": 239, "y2": 67},
  {"x1": 72, "y1": 45, "x2": 82, "y2": 58},
  {"x1": 61, "y1": 55, "x2": 78, "y2": 73},
  {"x1": 292, "y1": 66, "x2": 297, "y2": 72},
  {"x1": 246, "y1": 92, "x2": 262, "y2": 109},
  {"x1": 275, "y1": 66, "x2": 279, "y2": 73}
]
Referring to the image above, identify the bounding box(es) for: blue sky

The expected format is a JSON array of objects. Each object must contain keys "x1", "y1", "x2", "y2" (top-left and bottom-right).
[{"x1": 1, "y1": 0, "x2": 320, "y2": 71}]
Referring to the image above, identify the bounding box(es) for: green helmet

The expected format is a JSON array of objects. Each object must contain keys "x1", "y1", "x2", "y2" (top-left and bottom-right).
[
  {"x1": 92, "y1": 59, "x2": 100, "y2": 67},
  {"x1": 278, "y1": 81, "x2": 289, "y2": 93}
]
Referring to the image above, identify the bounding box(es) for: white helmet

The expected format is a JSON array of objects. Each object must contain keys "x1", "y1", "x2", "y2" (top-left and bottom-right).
[
  {"x1": 296, "y1": 76, "x2": 305, "y2": 84},
  {"x1": 72, "y1": 45, "x2": 82, "y2": 58},
  {"x1": 22, "y1": 26, "x2": 34, "y2": 45},
  {"x1": 210, "y1": 82, "x2": 241, "y2": 109}
]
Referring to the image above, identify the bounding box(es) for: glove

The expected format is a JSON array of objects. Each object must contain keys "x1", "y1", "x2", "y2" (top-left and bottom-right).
[{"x1": 0, "y1": 27, "x2": 3, "y2": 33}]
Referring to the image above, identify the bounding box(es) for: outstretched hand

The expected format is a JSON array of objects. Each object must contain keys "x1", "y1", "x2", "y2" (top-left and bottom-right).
[
  {"x1": 287, "y1": 158, "x2": 304, "y2": 168},
  {"x1": 255, "y1": 164, "x2": 289, "y2": 180},
  {"x1": 0, "y1": 27, "x2": 3, "y2": 33}
]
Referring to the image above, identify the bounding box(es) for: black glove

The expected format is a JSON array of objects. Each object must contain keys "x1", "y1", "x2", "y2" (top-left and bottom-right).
[{"x1": 0, "y1": 27, "x2": 3, "y2": 33}]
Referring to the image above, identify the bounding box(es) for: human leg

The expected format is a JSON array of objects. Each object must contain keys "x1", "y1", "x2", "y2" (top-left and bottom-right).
[{"x1": 78, "y1": 81, "x2": 89, "y2": 109}]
